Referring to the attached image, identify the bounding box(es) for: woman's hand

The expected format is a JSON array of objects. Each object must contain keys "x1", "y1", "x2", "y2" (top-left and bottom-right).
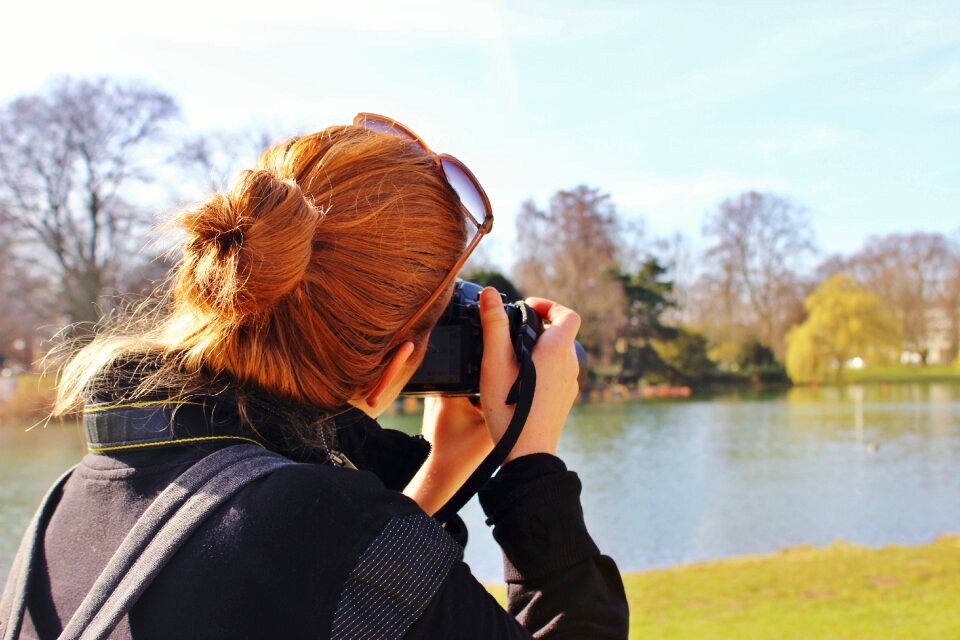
[
  {"x1": 402, "y1": 396, "x2": 494, "y2": 515},
  {"x1": 403, "y1": 287, "x2": 581, "y2": 513},
  {"x1": 479, "y1": 287, "x2": 581, "y2": 462}
]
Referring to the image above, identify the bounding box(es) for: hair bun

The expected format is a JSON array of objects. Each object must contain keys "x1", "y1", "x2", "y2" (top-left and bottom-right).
[{"x1": 177, "y1": 169, "x2": 319, "y2": 317}]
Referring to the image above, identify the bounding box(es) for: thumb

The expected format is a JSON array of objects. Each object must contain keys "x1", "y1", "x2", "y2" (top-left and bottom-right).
[{"x1": 479, "y1": 287, "x2": 513, "y2": 373}]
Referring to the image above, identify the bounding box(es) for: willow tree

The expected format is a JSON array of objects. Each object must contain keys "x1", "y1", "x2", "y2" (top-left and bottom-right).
[{"x1": 785, "y1": 273, "x2": 901, "y2": 383}]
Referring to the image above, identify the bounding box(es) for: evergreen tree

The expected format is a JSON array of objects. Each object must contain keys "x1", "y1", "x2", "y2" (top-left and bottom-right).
[{"x1": 460, "y1": 269, "x2": 523, "y2": 303}]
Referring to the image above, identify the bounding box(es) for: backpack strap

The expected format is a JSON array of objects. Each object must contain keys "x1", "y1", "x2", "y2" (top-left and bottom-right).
[
  {"x1": 2, "y1": 444, "x2": 293, "y2": 640},
  {"x1": 1, "y1": 466, "x2": 75, "y2": 640}
]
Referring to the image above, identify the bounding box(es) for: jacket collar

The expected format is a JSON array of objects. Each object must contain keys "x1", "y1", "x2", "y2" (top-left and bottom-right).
[{"x1": 84, "y1": 393, "x2": 430, "y2": 491}]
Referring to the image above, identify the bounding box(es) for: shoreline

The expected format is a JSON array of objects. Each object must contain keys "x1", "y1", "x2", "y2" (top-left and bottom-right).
[{"x1": 3, "y1": 370, "x2": 960, "y2": 424}]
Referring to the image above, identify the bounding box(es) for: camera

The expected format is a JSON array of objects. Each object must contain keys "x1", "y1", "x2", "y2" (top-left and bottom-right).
[{"x1": 402, "y1": 280, "x2": 587, "y2": 397}]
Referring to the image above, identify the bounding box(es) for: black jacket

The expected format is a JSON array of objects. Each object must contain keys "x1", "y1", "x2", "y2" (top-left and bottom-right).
[{"x1": 5, "y1": 393, "x2": 629, "y2": 639}]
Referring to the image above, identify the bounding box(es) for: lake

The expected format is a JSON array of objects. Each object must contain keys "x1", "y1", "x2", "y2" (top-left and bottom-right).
[{"x1": 2, "y1": 382, "x2": 959, "y2": 583}]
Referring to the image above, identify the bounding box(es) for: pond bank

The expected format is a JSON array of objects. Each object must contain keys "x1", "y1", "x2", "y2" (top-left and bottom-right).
[{"x1": 486, "y1": 535, "x2": 960, "y2": 639}]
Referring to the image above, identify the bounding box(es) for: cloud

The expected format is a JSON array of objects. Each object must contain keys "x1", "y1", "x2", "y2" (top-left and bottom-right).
[
  {"x1": 757, "y1": 126, "x2": 853, "y2": 156},
  {"x1": 927, "y1": 61, "x2": 960, "y2": 93},
  {"x1": 609, "y1": 171, "x2": 782, "y2": 212},
  {"x1": 924, "y1": 61, "x2": 960, "y2": 113},
  {"x1": 627, "y1": 4, "x2": 960, "y2": 118},
  {"x1": 5, "y1": 0, "x2": 508, "y2": 46}
]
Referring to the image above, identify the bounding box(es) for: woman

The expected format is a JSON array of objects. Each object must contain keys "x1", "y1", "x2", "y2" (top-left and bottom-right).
[{"x1": 1, "y1": 115, "x2": 628, "y2": 638}]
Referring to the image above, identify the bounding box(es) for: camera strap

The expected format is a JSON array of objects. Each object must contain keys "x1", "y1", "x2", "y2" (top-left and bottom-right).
[{"x1": 433, "y1": 305, "x2": 538, "y2": 526}]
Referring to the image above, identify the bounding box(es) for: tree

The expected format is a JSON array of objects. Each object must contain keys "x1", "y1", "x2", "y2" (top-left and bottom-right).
[
  {"x1": 684, "y1": 271, "x2": 754, "y2": 368},
  {"x1": 944, "y1": 232, "x2": 960, "y2": 362},
  {"x1": 702, "y1": 191, "x2": 816, "y2": 355},
  {"x1": 651, "y1": 231, "x2": 694, "y2": 325},
  {"x1": 174, "y1": 128, "x2": 280, "y2": 195},
  {"x1": 513, "y1": 185, "x2": 631, "y2": 365},
  {"x1": 840, "y1": 232, "x2": 958, "y2": 364},
  {"x1": 612, "y1": 257, "x2": 678, "y2": 382},
  {"x1": 652, "y1": 327, "x2": 715, "y2": 384},
  {"x1": 733, "y1": 337, "x2": 788, "y2": 382},
  {"x1": 735, "y1": 338, "x2": 777, "y2": 371},
  {"x1": 0, "y1": 216, "x2": 54, "y2": 370},
  {"x1": 617, "y1": 257, "x2": 677, "y2": 341},
  {"x1": 785, "y1": 273, "x2": 901, "y2": 383},
  {"x1": 0, "y1": 77, "x2": 179, "y2": 326},
  {"x1": 460, "y1": 269, "x2": 523, "y2": 302}
]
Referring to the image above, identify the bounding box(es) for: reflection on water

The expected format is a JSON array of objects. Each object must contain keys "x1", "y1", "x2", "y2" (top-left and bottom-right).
[
  {"x1": 461, "y1": 381, "x2": 960, "y2": 581},
  {"x1": 0, "y1": 423, "x2": 86, "y2": 581},
  {"x1": 2, "y1": 383, "x2": 959, "y2": 583}
]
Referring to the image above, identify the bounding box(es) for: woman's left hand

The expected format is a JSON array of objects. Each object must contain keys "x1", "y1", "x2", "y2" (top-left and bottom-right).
[{"x1": 402, "y1": 396, "x2": 494, "y2": 515}]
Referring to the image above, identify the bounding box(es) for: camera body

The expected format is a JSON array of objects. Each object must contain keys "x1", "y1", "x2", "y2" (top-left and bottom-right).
[{"x1": 401, "y1": 280, "x2": 543, "y2": 396}]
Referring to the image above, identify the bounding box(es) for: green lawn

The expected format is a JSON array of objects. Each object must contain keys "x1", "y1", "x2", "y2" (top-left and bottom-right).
[
  {"x1": 840, "y1": 365, "x2": 960, "y2": 384},
  {"x1": 486, "y1": 536, "x2": 960, "y2": 639}
]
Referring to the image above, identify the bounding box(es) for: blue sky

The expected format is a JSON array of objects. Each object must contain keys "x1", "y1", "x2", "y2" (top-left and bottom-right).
[{"x1": 3, "y1": 0, "x2": 958, "y2": 271}]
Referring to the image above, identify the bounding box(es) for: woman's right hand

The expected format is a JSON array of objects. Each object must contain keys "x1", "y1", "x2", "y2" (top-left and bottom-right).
[{"x1": 478, "y1": 287, "x2": 582, "y2": 462}]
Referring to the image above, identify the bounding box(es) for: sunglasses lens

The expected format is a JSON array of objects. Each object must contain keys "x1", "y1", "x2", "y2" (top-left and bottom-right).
[
  {"x1": 355, "y1": 115, "x2": 491, "y2": 228},
  {"x1": 439, "y1": 158, "x2": 488, "y2": 226}
]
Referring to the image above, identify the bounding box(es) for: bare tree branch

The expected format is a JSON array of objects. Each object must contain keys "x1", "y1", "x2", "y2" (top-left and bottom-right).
[
  {"x1": 830, "y1": 231, "x2": 960, "y2": 363},
  {"x1": 0, "y1": 77, "x2": 179, "y2": 326},
  {"x1": 513, "y1": 185, "x2": 633, "y2": 365},
  {"x1": 701, "y1": 191, "x2": 816, "y2": 354}
]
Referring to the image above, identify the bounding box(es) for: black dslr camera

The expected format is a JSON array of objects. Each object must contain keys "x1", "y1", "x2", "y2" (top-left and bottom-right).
[
  {"x1": 402, "y1": 280, "x2": 544, "y2": 397},
  {"x1": 402, "y1": 280, "x2": 589, "y2": 396}
]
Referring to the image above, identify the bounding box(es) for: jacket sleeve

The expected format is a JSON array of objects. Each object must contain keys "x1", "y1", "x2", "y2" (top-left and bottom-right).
[{"x1": 404, "y1": 454, "x2": 629, "y2": 639}]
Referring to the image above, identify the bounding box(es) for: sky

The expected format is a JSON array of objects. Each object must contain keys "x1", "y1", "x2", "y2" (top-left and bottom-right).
[{"x1": 2, "y1": 0, "x2": 958, "y2": 271}]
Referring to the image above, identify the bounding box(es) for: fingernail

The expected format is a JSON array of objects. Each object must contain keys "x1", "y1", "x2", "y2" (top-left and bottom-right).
[{"x1": 480, "y1": 287, "x2": 498, "y2": 308}]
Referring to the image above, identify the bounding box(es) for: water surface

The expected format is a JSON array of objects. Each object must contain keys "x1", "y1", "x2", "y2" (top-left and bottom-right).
[{"x1": 2, "y1": 382, "x2": 958, "y2": 583}]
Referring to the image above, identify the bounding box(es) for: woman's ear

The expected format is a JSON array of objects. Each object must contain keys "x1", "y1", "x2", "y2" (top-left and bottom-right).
[{"x1": 357, "y1": 340, "x2": 417, "y2": 415}]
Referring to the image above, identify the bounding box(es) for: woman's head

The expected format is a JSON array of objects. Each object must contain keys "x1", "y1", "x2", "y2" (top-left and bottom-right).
[{"x1": 55, "y1": 124, "x2": 468, "y2": 414}]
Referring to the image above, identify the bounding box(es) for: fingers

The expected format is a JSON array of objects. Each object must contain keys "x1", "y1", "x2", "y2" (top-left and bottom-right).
[
  {"x1": 480, "y1": 287, "x2": 514, "y2": 370},
  {"x1": 525, "y1": 296, "x2": 581, "y2": 343}
]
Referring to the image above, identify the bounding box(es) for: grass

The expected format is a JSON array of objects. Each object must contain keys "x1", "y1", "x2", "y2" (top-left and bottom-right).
[
  {"x1": 840, "y1": 365, "x2": 960, "y2": 384},
  {"x1": 485, "y1": 536, "x2": 960, "y2": 639}
]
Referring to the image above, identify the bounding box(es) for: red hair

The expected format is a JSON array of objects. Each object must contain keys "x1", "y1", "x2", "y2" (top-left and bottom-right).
[{"x1": 54, "y1": 125, "x2": 467, "y2": 413}]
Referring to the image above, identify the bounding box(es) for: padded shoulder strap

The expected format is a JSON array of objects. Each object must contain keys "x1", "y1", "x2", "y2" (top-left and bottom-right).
[
  {"x1": 330, "y1": 512, "x2": 462, "y2": 640},
  {"x1": 63, "y1": 444, "x2": 292, "y2": 640},
  {"x1": 2, "y1": 444, "x2": 293, "y2": 640}
]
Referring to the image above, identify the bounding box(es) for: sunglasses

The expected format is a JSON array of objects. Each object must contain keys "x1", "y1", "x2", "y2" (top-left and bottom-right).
[{"x1": 353, "y1": 113, "x2": 494, "y2": 342}]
